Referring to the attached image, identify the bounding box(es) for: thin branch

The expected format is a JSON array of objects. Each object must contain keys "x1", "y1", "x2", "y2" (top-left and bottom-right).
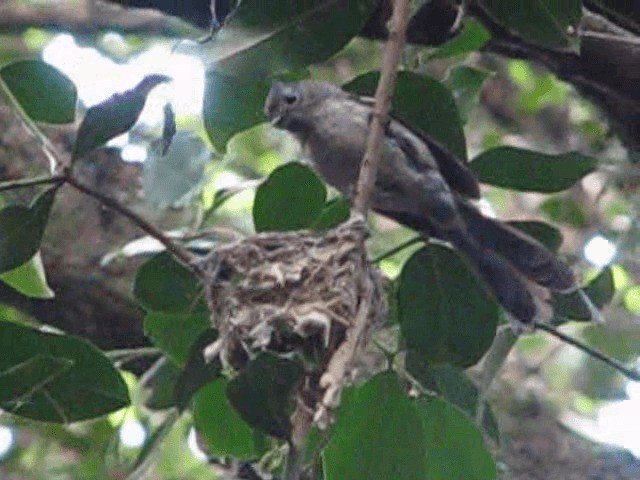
[
  {"x1": 64, "y1": 173, "x2": 196, "y2": 268},
  {"x1": 286, "y1": 3, "x2": 411, "y2": 479},
  {"x1": 372, "y1": 235, "x2": 422, "y2": 263},
  {"x1": 0, "y1": 2, "x2": 196, "y2": 36},
  {"x1": 353, "y1": 0, "x2": 411, "y2": 214},
  {"x1": 0, "y1": 175, "x2": 65, "y2": 193},
  {"x1": 535, "y1": 322, "x2": 640, "y2": 381},
  {"x1": 284, "y1": 400, "x2": 314, "y2": 480}
]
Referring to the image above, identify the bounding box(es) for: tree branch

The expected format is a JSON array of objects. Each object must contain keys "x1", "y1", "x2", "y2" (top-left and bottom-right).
[
  {"x1": 63, "y1": 172, "x2": 196, "y2": 268},
  {"x1": 0, "y1": 175, "x2": 65, "y2": 193},
  {"x1": 0, "y1": 1, "x2": 196, "y2": 36},
  {"x1": 353, "y1": 0, "x2": 410, "y2": 214}
]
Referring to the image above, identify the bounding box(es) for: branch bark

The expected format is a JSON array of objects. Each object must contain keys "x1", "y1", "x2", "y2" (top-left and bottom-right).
[{"x1": 0, "y1": 1, "x2": 196, "y2": 36}]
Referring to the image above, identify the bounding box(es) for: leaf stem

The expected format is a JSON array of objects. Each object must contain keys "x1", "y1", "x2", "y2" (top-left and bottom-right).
[
  {"x1": 0, "y1": 175, "x2": 65, "y2": 193},
  {"x1": 535, "y1": 322, "x2": 640, "y2": 381}
]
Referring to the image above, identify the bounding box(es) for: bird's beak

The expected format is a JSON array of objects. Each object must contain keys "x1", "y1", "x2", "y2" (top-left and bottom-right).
[{"x1": 264, "y1": 82, "x2": 286, "y2": 127}]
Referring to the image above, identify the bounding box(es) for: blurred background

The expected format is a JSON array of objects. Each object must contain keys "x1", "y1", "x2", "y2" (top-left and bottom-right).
[{"x1": 0, "y1": 1, "x2": 639, "y2": 478}]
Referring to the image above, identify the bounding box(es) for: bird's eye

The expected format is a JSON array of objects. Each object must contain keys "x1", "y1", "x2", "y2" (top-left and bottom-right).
[{"x1": 284, "y1": 93, "x2": 298, "y2": 105}]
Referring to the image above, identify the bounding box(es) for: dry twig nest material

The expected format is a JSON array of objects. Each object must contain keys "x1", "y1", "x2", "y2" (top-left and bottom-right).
[{"x1": 196, "y1": 218, "x2": 387, "y2": 426}]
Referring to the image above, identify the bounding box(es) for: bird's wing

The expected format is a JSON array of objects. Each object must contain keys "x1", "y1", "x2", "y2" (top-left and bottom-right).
[{"x1": 387, "y1": 119, "x2": 481, "y2": 199}]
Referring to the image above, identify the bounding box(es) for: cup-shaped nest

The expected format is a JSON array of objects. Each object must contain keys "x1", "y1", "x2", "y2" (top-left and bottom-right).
[{"x1": 200, "y1": 219, "x2": 387, "y2": 372}]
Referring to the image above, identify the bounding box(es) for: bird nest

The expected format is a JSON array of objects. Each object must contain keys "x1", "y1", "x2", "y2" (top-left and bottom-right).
[{"x1": 199, "y1": 219, "x2": 387, "y2": 381}]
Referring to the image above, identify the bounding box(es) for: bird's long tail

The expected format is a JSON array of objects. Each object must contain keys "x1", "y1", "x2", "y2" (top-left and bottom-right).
[{"x1": 441, "y1": 200, "x2": 576, "y2": 325}]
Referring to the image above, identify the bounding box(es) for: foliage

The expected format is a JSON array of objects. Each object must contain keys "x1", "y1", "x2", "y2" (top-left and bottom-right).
[{"x1": 0, "y1": 1, "x2": 637, "y2": 479}]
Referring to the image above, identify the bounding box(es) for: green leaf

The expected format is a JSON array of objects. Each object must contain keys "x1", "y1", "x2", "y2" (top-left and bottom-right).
[
  {"x1": 1, "y1": 60, "x2": 77, "y2": 123},
  {"x1": 133, "y1": 252, "x2": 205, "y2": 313},
  {"x1": 323, "y1": 372, "x2": 427, "y2": 479},
  {"x1": 144, "y1": 360, "x2": 181, "y2": 410},
  {"x1": 0, "y1": 252, "x2": 54, "y2": 298},
  {"x1": 431, "y1": 19, "x2": 491, "y2": 59},
  {"x1": 539, "y1": 196, "x2": 589, "y2": 227},
  {"x1": 144, "y1": 312, "x2": 210, "y2": 366},
  {"x1": 194, "y1": 379, "x2": 258, "y2": 459},
  {"x1": 202, "y1": 0, "x2": 378, "y2": 151},
  {"x1": 311, "y1": 196, "x2": 351, "y2": 231},
  {"x1": 0, "y1": 354, "x2": 72, "y2": 404},
  {"x1": 397, "y1": 245, "x2": 499, "y2": 367},
  {"x1": 174, "y1": 329, "x2": 221, "y2": 410},
  {"x1": 204, "y1": 72, "x2": 272, "y2": 152},
  {"x1": 554, "y1": 267, "x2": 614, "y2": 322},
  {"x1": 471, "y1": 147, "x2": 597, "y2": 192},
  {"x1": 253, "y1": 162, "x2": 327, "y2": 232},
  {"x1": 507, "y1": 220, "x2": 563, "y2": 252},
  {"x1": 345, "y1": 71, "x2": 467, "y2": 161},
  {"x1": 143, "y1": 132, "x2": 211, "y2": 208},
  {"x1": 405, "y1": 351, "x2": 500, "y2": 442},
  {"x1": 416, "y1": 396, "x2": 496, "y2": 480},
  {"x1": 226, "y1": 352, "x2": 303, "y2": 440},
  {"x1": 0, "y1": 321, "x2": 129, "y2": 422},
  {"x1": 446, "y1": 66, "x2": 492, "y2": 123},
  {"x1": 624, "y1": 286, "x2": 640, "y2": 314},
  {"x1": 477, "y1": 0, "x2": 581, "y2": 48},
  {"x1": 0, "y1": 186, "x2": 57, "y2": 274},
  {"x1": 73, "y1": 74, "x2": 170, "y2": 159}
]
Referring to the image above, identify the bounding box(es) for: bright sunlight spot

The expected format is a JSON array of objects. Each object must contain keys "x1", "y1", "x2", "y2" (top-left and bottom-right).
[
  {"x1": 187, "y1": 427, "x2": 209, "y2": 463},
  {"x1": 583, "y1": 235, "x2": 616, "y2": 267},
  {"x1": 42, "y1": 33, "x2": 204, "y2": 126},
  {"x1": 119, "y1": 420, "x2": 147, "y2": 448},
  {"x1": 596, "y1": 378, "x2": 640, "y2": 457},
  {"x1": 0, "y1": 425, "x2": 15, "y2": 460}
]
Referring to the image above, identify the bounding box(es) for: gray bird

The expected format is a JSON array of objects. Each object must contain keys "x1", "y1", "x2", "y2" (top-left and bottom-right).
[{"x1": 264, "y1": 80, "x2": 576, "y2": 325}]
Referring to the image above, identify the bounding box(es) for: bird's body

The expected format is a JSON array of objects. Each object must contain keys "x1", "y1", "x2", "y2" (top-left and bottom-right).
[{"x1": 264, "y1": 80, "x2": 576, "y2": 325}]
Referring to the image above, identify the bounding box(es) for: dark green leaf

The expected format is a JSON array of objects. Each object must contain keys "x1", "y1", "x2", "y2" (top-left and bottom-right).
[
  {"x1": 554, "y1": 267, "x2": 614, "y2": 322},
  {"x1": 133, "y1": 251, "x2": 205, "y2": 313},
  {"x1": 73, "y1": 74, "x2": 170, "y2": 159},
  {"x1": 311, "y1": 196, "x2": 351, "y2": 231},
  {"x1": 194, "y1": 379, "x2": 257, "y2": 459},
  {"x1": 415, "y1": 396, "x2": 496, "y2": 480},
  {"x1": 0, "y1": 354, "x2": 72, "y2": 404},
  {"x1": 143, "y1": 132, "x2": 211, "y2": 208},
  {"x1": 477, "y1": 0, "x2": 581, "y2": 48},
  {"x1": 446, "y1": 66, "x2": 492, "y2": 123},
  {"x1": 0, "y1": 186, "x2": 57, "y2": 273},
  {"x1": 1, "y1": 60, "x2": 77, "y2": 123},
  {"x1": 507, "y1": 220, "x2": 563, "y2": 252},
  {"x1": 144, "y1": 312, "x2": 210, "y2": 366},
  {"x1": 0, "y1": 252, "x2": 54, "y2": 298},
  {"x1": 471, "y1": 147, "x2": 597, "y2": 192},
  {"x1": 431, "y1": 19, "x2": 491, "y2": 59},
  {"x1": 202, "y1": 0, "x2": 378, "y2": 150},
  {"x1": 345, "y1": 71, "x2": 468, "y2": 161},
  {"x1": 405, "y1": 351, "x2": 500, "y2": 442},
  {"x1": 398, "y1": 245, "x2": 499, "y2": 367},
  {"x1": 144, "y1": 360, "x2": 181, "y2": 410},
  {"x1": 161, "y1": 102, "x2": 176, "y2": 154},
  {"x1": 585, "y1": 267, "x2": 616, "y2": 308},
  {"x1": 204, "y1": 72, "x2": 271, "y2": 153},
  {"x1": 323, "y1": 372, "x2": 427, "y2": 480},
  {"x1": 174, "y1": 329, "x2": 221, "y2": 410},
  {"x1": 226, "y1": 352, "x2": 303, "y2": 440},
  {"x1": 0, "y1": 321, "x2": 129, "y2": 422},
  {"x1": 253, "y1": 162, "x2": 327, "y2": 232}
]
